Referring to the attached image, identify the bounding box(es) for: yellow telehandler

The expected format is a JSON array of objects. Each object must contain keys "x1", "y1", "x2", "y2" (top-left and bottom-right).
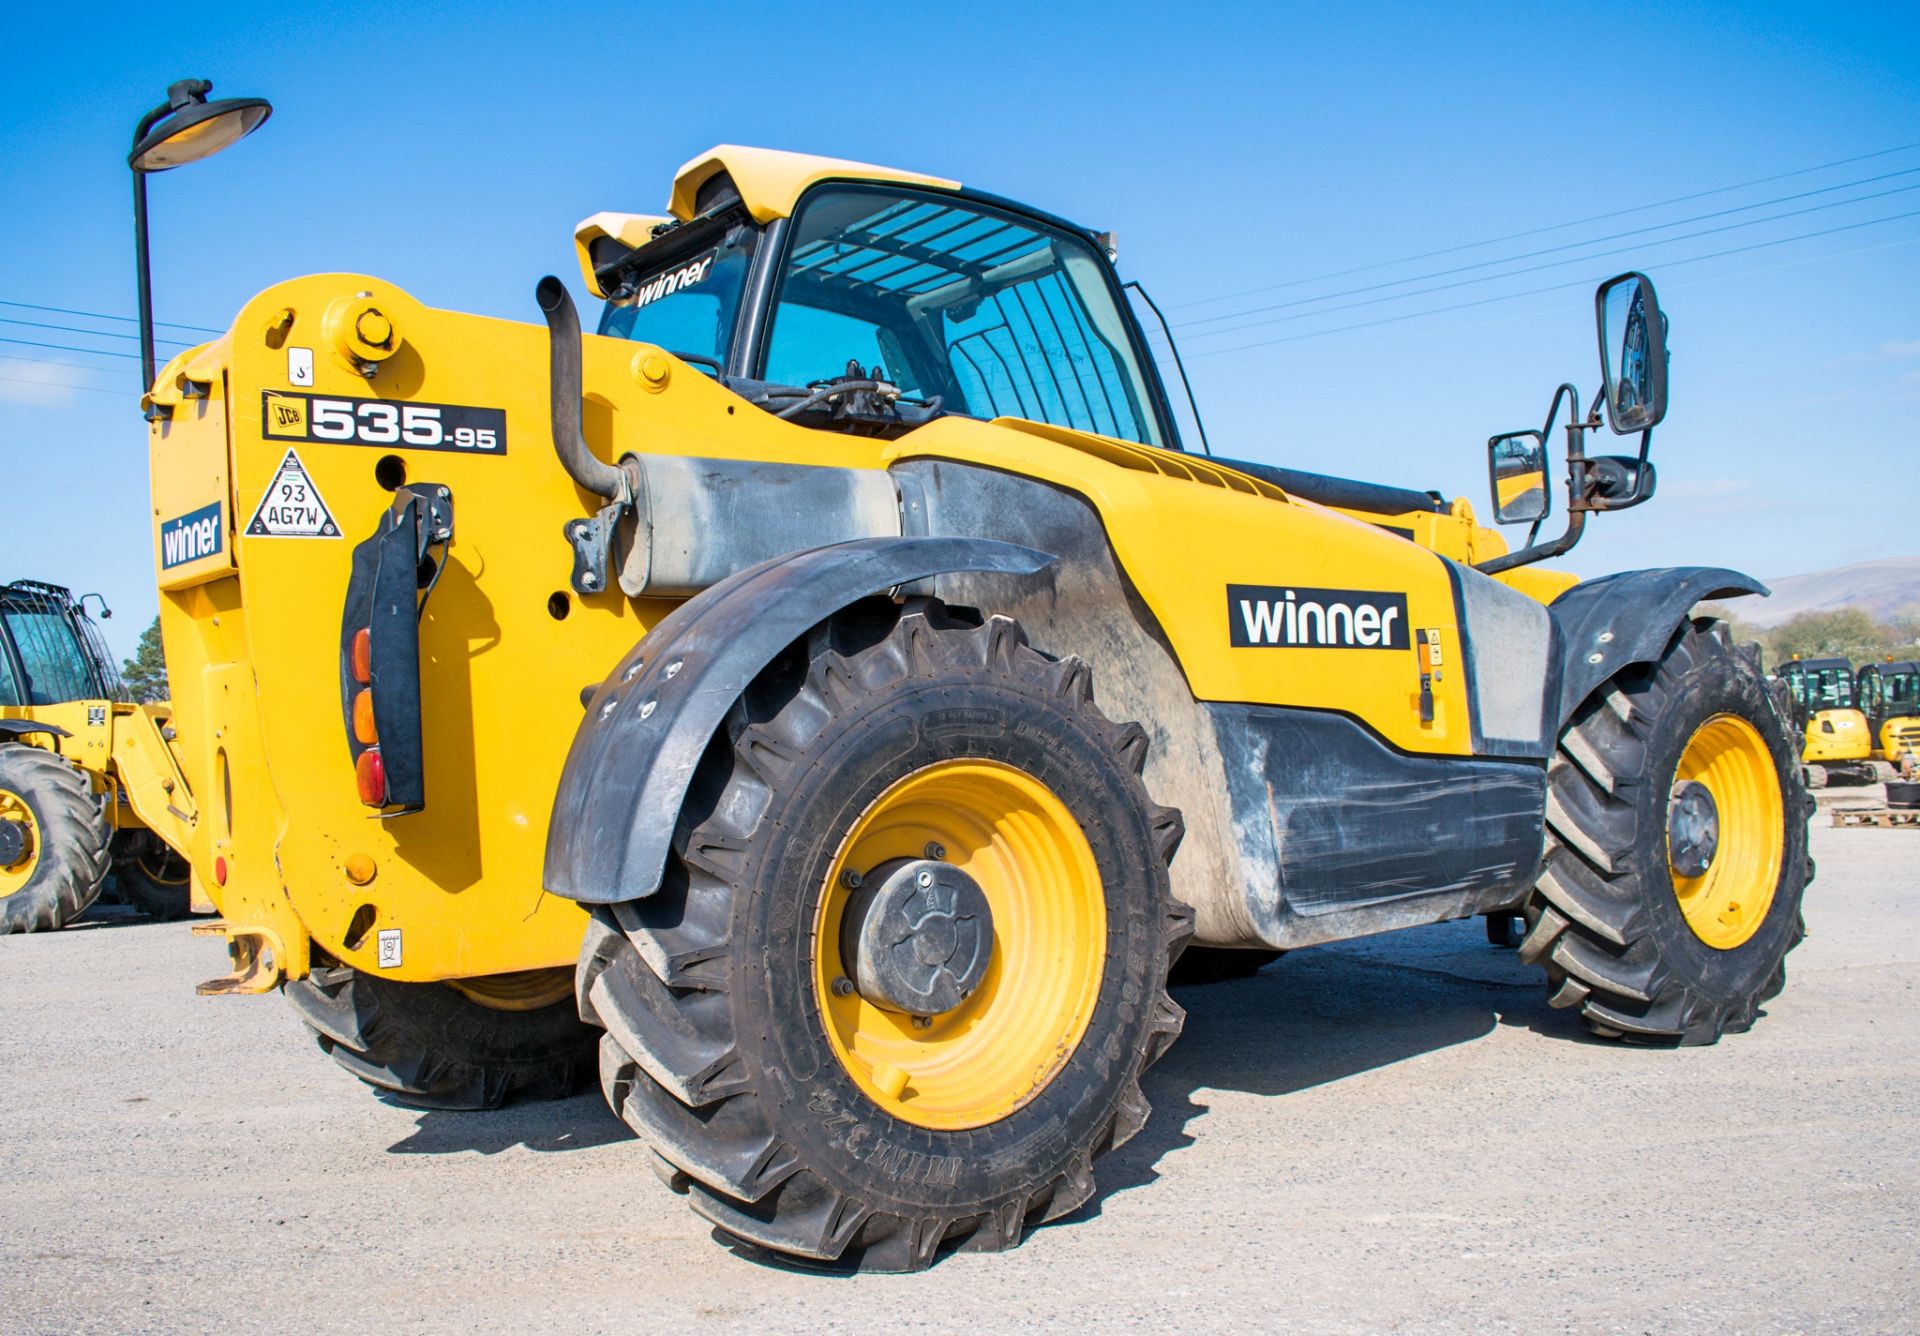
[
  {"x1": 1, "y1": 580, "x2": 198, "y2": 930},
  {"x1": 145, "y1": 141, "x2": 1809, "y2": 1270}
]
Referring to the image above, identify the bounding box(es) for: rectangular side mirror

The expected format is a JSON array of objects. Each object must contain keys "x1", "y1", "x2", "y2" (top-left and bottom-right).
[
  {"x1": 1488, "y1": 431, "x2": 1550, "y2": 525},
  {"x1": 1595, "y1": 272, "x2": 1668, "y2": 434}
]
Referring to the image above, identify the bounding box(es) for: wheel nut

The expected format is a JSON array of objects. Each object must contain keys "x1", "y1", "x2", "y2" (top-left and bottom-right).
[
  {"x1": 923, "y1": 841, "x2": 946, "y2": 860},
  {"x1": 916, "y1": 870, "x2": 933, "y2": 888},
  {"x1": 831, "y1": 976, "x2": 855, "y2": 997},
  {"x1": 842, "y1": 869, "x2": 863, "y2": 890}
]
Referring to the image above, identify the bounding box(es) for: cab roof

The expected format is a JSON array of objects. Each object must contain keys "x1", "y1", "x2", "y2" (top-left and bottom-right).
[
  {"x1": 574, "y1": 145, "x2": 963, "y2": 299},
  {"x1": 667, "y1": 144, "x2": 960, "y2": 224}
]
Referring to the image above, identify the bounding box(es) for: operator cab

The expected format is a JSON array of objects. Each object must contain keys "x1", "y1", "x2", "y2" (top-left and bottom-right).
[
  {"x1": 1775, "y1": 657, "x2": 1858, "y2": 724},
  {"x1": 578, "y1": 147, "x2": 1446, "y2": 519}
]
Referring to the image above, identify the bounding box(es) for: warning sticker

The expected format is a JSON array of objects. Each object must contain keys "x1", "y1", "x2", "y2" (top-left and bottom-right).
[{"x1": 246, "y1": 449, "x2": 341, "y2": 538}]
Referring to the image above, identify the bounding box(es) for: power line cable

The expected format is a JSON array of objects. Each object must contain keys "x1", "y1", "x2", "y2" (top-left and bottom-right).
[
  {"x1": 1173, "y1": 139, "x2": 1920, "y2": 309},
  {"x1": 1185, "y1": 208, "x2": 1920, "y2": 359},
  {"x1": 1176, "y1": 166, "x2": 1920, "y2": 330},
  {"x1": 0, "y1": 316, "x2": 195, "y2": 347},
  {"x1": 0, "y1": 373, "x2": 125, "y2": 400},
  {"x1": 1173, "y1": 183, "x2": 1920, "y2": 343},
  {"x1": 0, "y1": 298, "x2": 222, "y2": 335},
  {"x1": 0, "y1": 336, "x2": 140, "y2": 361}
]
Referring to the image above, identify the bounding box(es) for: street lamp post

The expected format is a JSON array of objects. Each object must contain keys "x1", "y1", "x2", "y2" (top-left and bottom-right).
[{"x1": 129, "y1": 78, "x2": 271, "y2": 406}]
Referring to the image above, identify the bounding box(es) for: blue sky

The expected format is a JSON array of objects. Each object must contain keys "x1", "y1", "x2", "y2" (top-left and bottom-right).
[{"x1": 3, "y1": 1, "x2": 1916, "y2": 658}]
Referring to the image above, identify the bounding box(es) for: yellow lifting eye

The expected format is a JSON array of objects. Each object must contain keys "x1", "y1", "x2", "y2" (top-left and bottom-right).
[{"x1": 322, "y1": 292, "x2": 401, "y2": 370}]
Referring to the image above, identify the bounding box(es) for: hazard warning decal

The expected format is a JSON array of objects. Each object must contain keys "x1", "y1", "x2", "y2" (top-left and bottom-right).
[{"x1": 246, "y1": 449, "x2": 341, "y2": 538}]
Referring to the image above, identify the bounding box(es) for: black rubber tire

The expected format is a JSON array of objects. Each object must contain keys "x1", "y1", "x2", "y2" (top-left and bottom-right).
[
  {"x1": 578, "y1": 601, "x2": 1191, "y2": 1272},
  {"x1": 109, "y1": 831, "x2": 195, "y2": 921},
  {"x1": 285, "y1": 965, "x2": 597, "y2": 1110},
  {"x1": 0, "y1": 746, "x2": 111, "y2": 935},
  {"x1": 1169, "y1": 945, "x2": 1283, "y2": 984},
  {"x1": 1802, "y1": 764, "x2": 1828, "y2": 791},
  {"x1": 1520, "y1": 621, "x2": 1812, "y2": 1044},
  {"x1": 1887, "y1": 780, "x2": 1920, "y2": 809}
]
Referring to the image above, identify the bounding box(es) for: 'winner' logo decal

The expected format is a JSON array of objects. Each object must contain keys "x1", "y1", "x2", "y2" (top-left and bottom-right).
[{"x1": 1227, "y1": 584, "x2": 1410, "y2": 650}]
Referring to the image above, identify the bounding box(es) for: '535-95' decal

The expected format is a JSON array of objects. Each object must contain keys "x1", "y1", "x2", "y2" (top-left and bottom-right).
[{"x1": 262, "y1": 391, "x2": 506, "y2": 454}]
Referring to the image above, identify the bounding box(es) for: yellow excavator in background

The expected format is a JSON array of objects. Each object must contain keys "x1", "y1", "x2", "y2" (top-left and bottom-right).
[
  {"x1": 1856, "y1": 659, "x2": 1920, "y2": 777},
  {"x1": 1773, "y1": 656, "x2": 1875, "y2": 788}
]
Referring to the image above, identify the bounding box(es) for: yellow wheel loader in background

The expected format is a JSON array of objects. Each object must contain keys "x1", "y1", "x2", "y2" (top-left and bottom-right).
[
  {"x1": 1773, "y1": 656, "x2": 1876, "y2": 788},
  {"x1": 146, "y1": 143, "x2": 1810, "y2": 1271},
  {"x1": 1, "y1": 581, "x2": 198, "y2": 931}
]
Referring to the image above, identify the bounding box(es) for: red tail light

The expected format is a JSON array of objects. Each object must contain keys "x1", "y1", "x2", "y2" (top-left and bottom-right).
[{"x1": 355, "y1": 748, "x2": 387, "y2": 806}]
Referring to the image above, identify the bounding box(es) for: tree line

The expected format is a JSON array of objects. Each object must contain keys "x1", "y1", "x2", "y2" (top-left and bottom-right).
[{"x1": 1700, "y1": 604, "x2": 1920, "y2": 673}]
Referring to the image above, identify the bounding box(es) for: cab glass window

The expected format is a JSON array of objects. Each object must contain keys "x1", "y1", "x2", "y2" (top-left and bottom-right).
[
  {"x1": 0, "y1": 604, "x2": 90, "y2": 705},
  {"x1": 598, "y1": 222, "x2": 758, "y2": 371},
  {"x1": 762, "y1": 186, "x2": 1167, "y2": 447}
]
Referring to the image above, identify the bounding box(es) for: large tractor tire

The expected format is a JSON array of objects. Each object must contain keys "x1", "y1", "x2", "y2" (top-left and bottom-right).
[
  {"x1": 579, "y1": 602, "x2": 1191, "y2": 1271},
  {"x1": 1522, "y1": 621, "x2": 1811, "y2": 1044},
  {"x1": 109, "y1": 831, "x2": 195, "y2": 921},
  {"x1": 0, "y1": 746, "x2": 111, "y2": 935},
  {"x1": 285, "y1": 964, "x2": 596, "y2": 1110}
]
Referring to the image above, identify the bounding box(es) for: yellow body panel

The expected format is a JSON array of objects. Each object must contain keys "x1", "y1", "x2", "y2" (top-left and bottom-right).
[
  {"x1": 150, "y1": 272, "x2": 1560, "y2": 985},
  {"x1": 1802, "y1": 708, "x2": 1871, "y2": 764},
  {"x1": 0, "y1": 700, "x2": 197, "y2": 855},
  {"x1": 1877, "y1": 717, "x2": 1920, "y2": 763}
]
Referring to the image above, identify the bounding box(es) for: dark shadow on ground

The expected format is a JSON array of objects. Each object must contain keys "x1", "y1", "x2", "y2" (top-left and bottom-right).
[
  {"x1": 1058, "y1": 915, "x2": 1586, "y2": 1230},
  {"x1": 386, "y1": 1089, "x2": 631, "y2": 1156},
  {"x1": 379, "y1": 916, "x2": 1586, "y2": 1269}
]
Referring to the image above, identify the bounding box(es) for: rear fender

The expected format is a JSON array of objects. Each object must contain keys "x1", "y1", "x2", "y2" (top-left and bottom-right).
[
  {"x1": 1549, "y1": 567, "x2": 1766, "y2": 729},
  {"x1": 544, "y1": 535, "x2": 1054, "y2": 904}
]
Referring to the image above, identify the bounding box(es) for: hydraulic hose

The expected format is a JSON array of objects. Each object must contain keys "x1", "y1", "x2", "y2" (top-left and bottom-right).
[{"x1": 535, "y1": 275, "x2": 628, "y2": 501}]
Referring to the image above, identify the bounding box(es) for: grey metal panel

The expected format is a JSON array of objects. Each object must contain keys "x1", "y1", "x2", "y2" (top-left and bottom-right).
[
  {"x1": 545, "y1": 536, "x2": 1054, "y2": 905},
  {"x1": 618, "y1": 456, "x2": 903, "y2": 597},
  {"x1": 1549, "y1": 567, "x2": 1766, "y2": 728},
  {"x1": 1209, "y1": 703, "x2": 1546, "y2": 948},
  {"x1": 1447, "y1": 559, "x2": 1555, "y2": 759}
]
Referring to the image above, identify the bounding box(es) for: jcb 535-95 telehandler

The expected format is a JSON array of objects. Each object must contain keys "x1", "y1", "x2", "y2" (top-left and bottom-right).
[{"x1": 145, "y1": 142, "x2": 1809, "y2": 1270}]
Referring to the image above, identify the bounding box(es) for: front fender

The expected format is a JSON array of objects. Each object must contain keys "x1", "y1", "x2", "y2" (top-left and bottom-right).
[
  {"x1": 1549, "y1": 566, "x2": 1766, "y2": 729},
  {"x1": 544, "y1": 535, "x2": 1054, "y2": 905},
  {"x1": 0, "y1": 720, "x2": 72, "y2": 740}
]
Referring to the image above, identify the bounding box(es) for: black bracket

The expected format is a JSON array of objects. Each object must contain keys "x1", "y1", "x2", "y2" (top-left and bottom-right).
[{"x1": 564, "y1": 498, "x2": 627, "y2": 596}]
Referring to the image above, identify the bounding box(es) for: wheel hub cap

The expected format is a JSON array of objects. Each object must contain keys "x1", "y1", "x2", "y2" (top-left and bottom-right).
[
  {"x1": 1667, "y1": 779, "x2": 1720, "y2": 878},
  {"x1": 0, "y1": 818, "x2": 27, "y2": 869},
  {"x1": 841, "y1": 858, "x2": 994, "y2": 1016}
]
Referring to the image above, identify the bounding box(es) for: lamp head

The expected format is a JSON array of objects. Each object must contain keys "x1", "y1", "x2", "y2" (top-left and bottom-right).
[{"x1": 130, "y1": 78, "x2": 271, "y2": 172}]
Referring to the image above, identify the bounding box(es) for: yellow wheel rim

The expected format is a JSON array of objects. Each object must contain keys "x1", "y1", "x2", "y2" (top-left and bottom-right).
[
  {"x1": 0, "y1": 788, "x2": 40, "y2": 900},
  {"x1": 814, "y1": 759, "x2": 1106, "y2": 1130},
  {"x1": 447, "y1": 967, "x2": 575, "y2": 1012},
  {"x1": 1670, "y1": 714, "x2": 1784, "y2": 950}
]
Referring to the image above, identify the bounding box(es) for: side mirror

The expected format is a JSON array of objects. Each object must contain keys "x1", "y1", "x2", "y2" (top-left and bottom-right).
[
  {"x1": 1595, "y1": 272, "x2": 1668, "y2": 434},
  {"x1": 1488, "y1": 431, "x2": 1550, "y2": 525}
]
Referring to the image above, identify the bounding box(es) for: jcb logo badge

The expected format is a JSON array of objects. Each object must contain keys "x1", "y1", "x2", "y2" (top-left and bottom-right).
[
  {"x1": 1228, "y1": 584, "x2": 1411, "y2": 650},
  {"x1": 263, "y1": 392, "x2": 309, "y2": 438}
]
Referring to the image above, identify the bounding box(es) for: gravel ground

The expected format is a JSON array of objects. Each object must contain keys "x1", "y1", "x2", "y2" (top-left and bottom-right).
[{"x1": 2, "y1": 816, "x2": 1914, "y2": 1334}]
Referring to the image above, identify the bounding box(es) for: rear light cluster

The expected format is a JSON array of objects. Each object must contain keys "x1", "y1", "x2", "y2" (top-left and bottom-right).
[{"x1": 350, "y1": 627, "x2": 386, "y2": 806}]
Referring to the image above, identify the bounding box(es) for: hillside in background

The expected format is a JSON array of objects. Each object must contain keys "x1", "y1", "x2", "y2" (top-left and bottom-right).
[{"x1": 1720, "y1": 557, "x2": 1920, "y2": 628}]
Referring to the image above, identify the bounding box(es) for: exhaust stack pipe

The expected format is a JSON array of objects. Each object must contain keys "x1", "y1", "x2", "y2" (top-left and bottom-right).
[{"x1": 536, "y1": 275, "x2": 628, "y2": 502}]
